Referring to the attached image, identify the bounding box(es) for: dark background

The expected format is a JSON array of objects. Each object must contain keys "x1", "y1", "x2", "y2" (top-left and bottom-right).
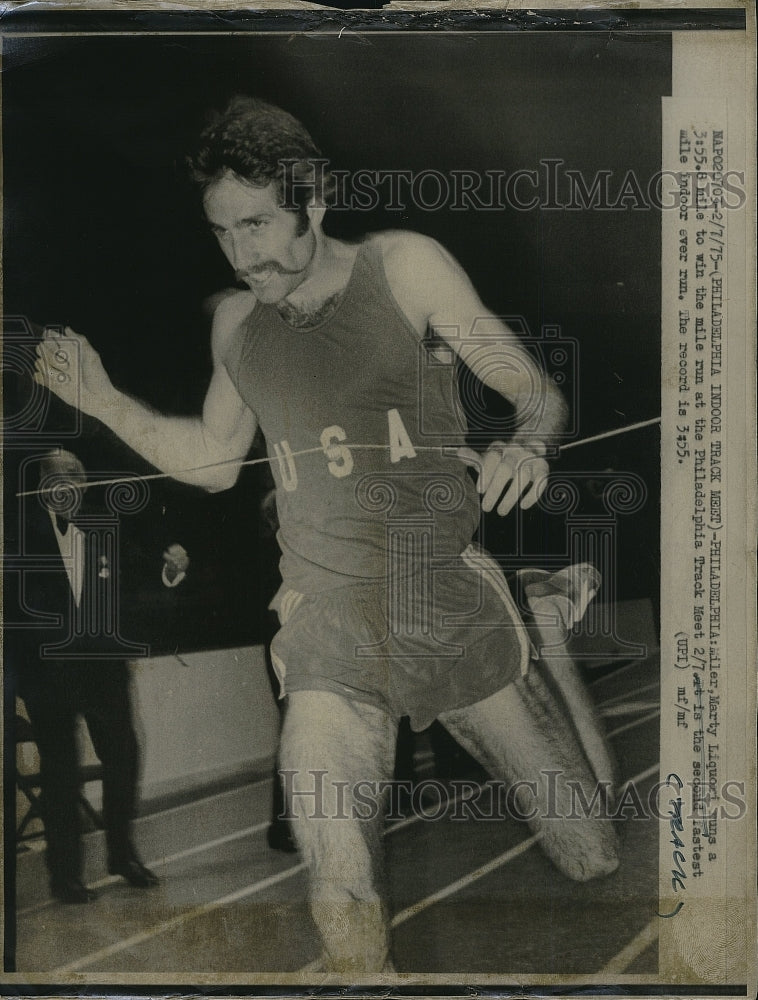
[{"x1": 3, "y1": 30, "x2": 669, "y2": 654}]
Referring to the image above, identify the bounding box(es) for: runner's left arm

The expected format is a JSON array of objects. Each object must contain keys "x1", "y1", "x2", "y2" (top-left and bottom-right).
[{"x1": 385, "y1": 232, "x2": 567, "y2": 515}]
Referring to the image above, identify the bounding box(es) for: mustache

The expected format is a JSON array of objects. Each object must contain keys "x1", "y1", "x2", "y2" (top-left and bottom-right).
[{"x1": 235, "y1": 261, "x2": 306, "y2": 282}]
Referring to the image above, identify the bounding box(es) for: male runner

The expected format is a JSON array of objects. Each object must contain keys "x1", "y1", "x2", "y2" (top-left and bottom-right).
[{"x1": 36, "y1": 96, "x2": 620, "y2": 972}]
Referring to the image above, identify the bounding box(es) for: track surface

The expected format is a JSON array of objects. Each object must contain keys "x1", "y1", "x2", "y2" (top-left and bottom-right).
[{"x1": 14, "y1": 650, "x2": 660, "y2": 977}]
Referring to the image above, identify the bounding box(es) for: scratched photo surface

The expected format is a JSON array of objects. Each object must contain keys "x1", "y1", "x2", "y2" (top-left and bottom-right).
[{"x1": 1, "y1": 12, "x2": 742, "y2": 989}]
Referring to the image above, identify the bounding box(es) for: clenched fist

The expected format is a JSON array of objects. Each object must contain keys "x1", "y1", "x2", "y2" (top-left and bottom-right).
[{"x1": 34, "y1": 327, "x2": 114, "y2": 418}]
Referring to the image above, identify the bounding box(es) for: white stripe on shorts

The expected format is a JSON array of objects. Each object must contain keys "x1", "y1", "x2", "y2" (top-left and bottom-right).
[
  {"x1": 279, "y1": 589, "x2": 304, "y2": 625},
  {"x1": 271, "y1": 590, "x2": 306, "y2": 698}
]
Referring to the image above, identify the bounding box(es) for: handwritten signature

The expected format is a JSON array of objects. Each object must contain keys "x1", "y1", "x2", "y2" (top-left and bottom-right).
[{"x1": 658, "y1": 773, "x2": 686, "y2": 918}]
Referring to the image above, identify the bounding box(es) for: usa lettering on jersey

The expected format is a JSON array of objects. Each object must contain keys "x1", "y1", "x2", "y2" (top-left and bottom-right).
[{"x1": 273, "y1": 408, "x2": 417, "y2": 492}]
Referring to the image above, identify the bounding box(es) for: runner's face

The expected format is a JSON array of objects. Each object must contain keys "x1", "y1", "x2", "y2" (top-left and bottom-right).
[{"x1": 203, "y1": 173, "x2": 316, "y2": 304}]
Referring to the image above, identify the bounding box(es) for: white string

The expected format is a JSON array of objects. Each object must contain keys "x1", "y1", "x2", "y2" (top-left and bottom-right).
[
  {"x1": 15, "y1": 418, "x2": 661, "y2": 498},
  {"x1": 557, "y1": 417, "x2": 661, "y2": 451}
]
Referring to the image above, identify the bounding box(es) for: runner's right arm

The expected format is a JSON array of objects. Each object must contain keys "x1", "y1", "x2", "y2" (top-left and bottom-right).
[{"x1": 34, "y1": 293, "x2": 258, "y2": 493}]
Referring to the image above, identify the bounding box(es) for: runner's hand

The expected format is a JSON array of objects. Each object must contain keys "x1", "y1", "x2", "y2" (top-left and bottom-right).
[
  {"x1": 34, "y1": 326, "x2": 114, "y2": 417},
  {"x1": 457, "y1": 440, "x2": 549, "y2": 515}
]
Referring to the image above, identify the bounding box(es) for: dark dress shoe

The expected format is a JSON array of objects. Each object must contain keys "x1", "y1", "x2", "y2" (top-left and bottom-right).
[
  {"x1": 50, "y1": 878, "x2": 98, "y2": 904},
  {"x1": 108, "y1": 857, "x2": 159, "y2": 887},
  {"x1": 266, "y1": 820, "x2": 298, "y2": 853}
]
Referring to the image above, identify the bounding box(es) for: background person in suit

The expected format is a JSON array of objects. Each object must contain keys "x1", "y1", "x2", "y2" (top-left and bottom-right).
[{"x1": 8, "y1": 449, "x2": 158, "y2": 904}]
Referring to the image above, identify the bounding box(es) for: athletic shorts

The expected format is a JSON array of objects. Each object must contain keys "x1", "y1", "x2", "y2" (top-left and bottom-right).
[{"x1": 269, "y1": 543, "x2": 533, "y2": 731}]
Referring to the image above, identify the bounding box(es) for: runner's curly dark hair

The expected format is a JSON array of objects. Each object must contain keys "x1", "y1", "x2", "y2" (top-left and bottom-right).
[{"x1": 187, "y1": 96, "x2": 335, "y2": 235}]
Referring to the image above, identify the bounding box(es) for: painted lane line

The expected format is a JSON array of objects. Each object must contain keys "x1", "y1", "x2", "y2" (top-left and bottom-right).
[
  {"x1": 301, "y1": 766, "x2": 663, "y2": 974},
  {"x1": 296, "y1": 833, "x2": 543, "y2": 973},
  {"x1": 24, "y1": 754, "x2": 658, "y2": 922},
  {"x1": 391, "y1": 833, "x2": 541, "y2": 927},
  {"x1": 601, "y1": 701, "x2": 661, "y2": 718},
  {"x1": 588, "y1": 653, "x2": 659, "y2": 687},
  {"x1": 599, "y1": 917, "x2": 659, "y2": 973},
  {"x1": 588, "y1": 660, "x2": 642, "y2": 686},
  {"x1": 131, "y1": 821, "x2": 270, "y2": 876},
  {"x1": 17, "y1": 821, "x2": 271, "y2": 918},
  {"x1": 50, "y1": 861, "x2": 309, "y2": 975},
  {"x1": 386, "y1": 811, "x2": 429, "y2": 836},
  {"x1": 23, "y1": 781, "x2": 460, "y2": 921},
  {"x1": 597, "y1": 680, "x2": 659, "y2": 709},
  {"x1": 602, "y1": 749, "x2": 661, "y2": 999},
  {"x1": 43, "y1": 790, "x2": 471, "y2": 972},
  {"x1": 139, "y1": 775, "x2": 274, "y2": 821},
  {"x1": 16, "y1": 775, "x2": 273, "y2": 866},
  {"x1": 41, "y1": 753, "x2": 661, "y2": 972},
  {"x1": 620, "y1": 764, "x2": 660, "y2": 790},
  {"x1": 607, "y1": 709, "x2": 660, "y2": 739}
]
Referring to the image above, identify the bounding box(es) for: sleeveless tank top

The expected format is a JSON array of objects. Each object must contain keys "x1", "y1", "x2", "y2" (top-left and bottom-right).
[{"x1": 223, "y1": 239, "x2": 480, "y2": 593}]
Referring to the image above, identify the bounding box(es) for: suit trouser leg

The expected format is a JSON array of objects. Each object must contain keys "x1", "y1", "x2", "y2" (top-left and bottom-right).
[
  {"x1": 438, "y1": 672, "x2": 621, "y2": 883},
  {"x1": 19, "y1": 670, "x2": 82, "y2": 883},
  {"x1": 80, "y1": 662, "x2": 139, "y2": 861},
  {"x1": 280, "y1": 690, "x2": 397, "y2": 973}
]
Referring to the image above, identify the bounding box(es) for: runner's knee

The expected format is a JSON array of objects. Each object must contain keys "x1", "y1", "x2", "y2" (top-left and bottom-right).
[{"x1": 543, "y1": 821, "x2": 621, "y2": 882}]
